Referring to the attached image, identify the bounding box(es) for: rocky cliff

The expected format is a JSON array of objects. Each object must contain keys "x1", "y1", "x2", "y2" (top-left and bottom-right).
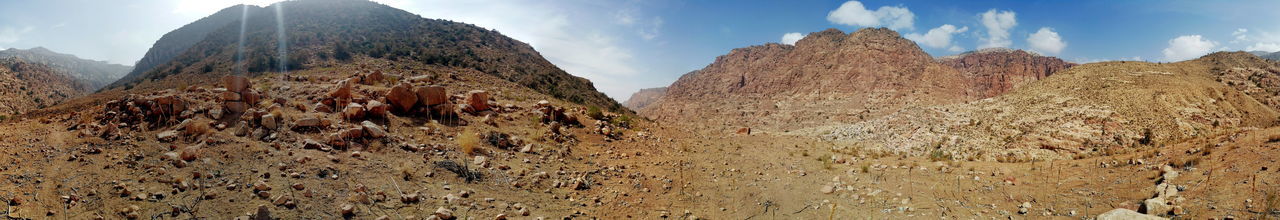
[
  {"x1": 622, "y1": 86, "x2": 667, "y2": 111},
  {"x1": 940, "y1": 48, "x2": 1075, "y2": 98}
]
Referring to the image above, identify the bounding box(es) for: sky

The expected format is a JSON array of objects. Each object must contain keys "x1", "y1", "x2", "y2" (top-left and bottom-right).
[{"x1": 2, "y1": 0, "x2": 1280, "y2": 101}]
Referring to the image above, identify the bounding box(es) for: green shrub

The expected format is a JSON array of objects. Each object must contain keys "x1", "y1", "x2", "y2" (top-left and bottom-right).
[{"x1": 587, "y1": 106, "x2": 604, "y2": 120}]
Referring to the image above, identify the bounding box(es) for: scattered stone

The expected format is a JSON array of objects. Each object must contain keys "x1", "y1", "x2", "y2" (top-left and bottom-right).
[
  {"x1": 820, "y1": 185, "x2": 835, "y2": 194},
  {"x1": 340, "y1": 204, "x2": 356, "y2": 216},
  {"x1": 329, "y1": 79, "x2": 354, "y2": 99},
  {"x1": 180, "y1": 146, "x2": 199, "y2": 161},
  {"x1": 1018, "y1": 202, "x2": 1031, "y2": 215},
  {"x1": 261, "y1": 113, "x2": 279, "y2": 130},
  {"x1": 1142, "y1": 197, "x2": 1172, "y2": 216},
  {"x1": 433, "y1": 207, "x2": 454, "y2": 220},
  {"x1": 367, "y1": 100, "x2": 389, "y2": 117},
  {"x1": 343, "y1": 103, "x2": 365, "y2": 120},
  {"x1": 157, "y1": 130, "x2": 179, "y2": 142},
  {"x1": 253, "y1": 205, "x2": 271, "y2": 220}
]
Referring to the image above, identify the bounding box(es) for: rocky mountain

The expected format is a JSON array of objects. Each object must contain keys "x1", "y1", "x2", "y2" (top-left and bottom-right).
[
  {"x1": 105, "y1": 0, "x2": 624, "y2": 112},
  {"x1": 622, "y1": 86, "x2": 667, "y2": 111},
  {"x1": 0, "y1": 57, "x2": 88, "y2": 116},
  {"x1": 0, "y1": 47, "x2": 131, "y2": 89},
  {"x1": 813, "y1": 52, "x2": 1280, "y2": 161},
  {"x1": 940, "y1": 48, "x2": 1075, "y2": 98},
  {"x1": 641, "y1": 28, "x2": 1078, "y2": 131}
]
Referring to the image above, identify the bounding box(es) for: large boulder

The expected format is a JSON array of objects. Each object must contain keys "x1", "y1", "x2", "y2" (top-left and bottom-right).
[
  {"x1": 342, "y1": 103, "x2": 365, "y2": 120},
  {"x1": 1097, "y1": 208, "x2": 1166, "y2": 220},
  {"x1": 466, "y1": 90, "x2": 490, "y2": 112},
  {"x1": 329, "y1": 79, "x2": 355, "y2": 99},
  {"x1": 385, "y1": 83, "x2": 418, "y2": 112},
  {"x1": 1141, "y1": 197, "x2": 1172, "y2": 216},
  {"x1": 366, "y1": 100, "x2": 389, "y2": 118},
  {"x1": 416, "y1": 86, "x2": 448, "y2": 106},
  {"x1": 361, "y1": 121, "x2": 387, "y2": 138}
]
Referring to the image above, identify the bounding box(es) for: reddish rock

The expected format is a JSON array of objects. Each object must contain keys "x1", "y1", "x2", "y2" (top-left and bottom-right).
[
  {"x1": 342, "y1": 103, "x2": 365, "y2": 120},
  {"x1": 366, "y1": 100, "x2": 389, "y2": 117},
  {"x1": 222, "y1": 75, "x2": 251, "y2": 93},
  {"x1": 466, "y1": 90, "x2": 490, "y2": 112},
  {"x1": 329, "y1": 79, "x2": 354, "y2": 99},
  {"x1": 939, "y1": 48, "x2": 1076, "y2": 98},
  {"x1": 416, "y1": 86, "x2": 448, "y2": 106},
  {"x1": 385, "y1": 83, "x2": 418, "y2": 112}
]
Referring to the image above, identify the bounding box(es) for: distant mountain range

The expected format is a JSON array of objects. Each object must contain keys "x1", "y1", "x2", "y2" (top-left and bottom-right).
[
  {"x1": 0, "y1": 57, "x2": 89, "y2": 115},
  {"x1": 0, "y1": 47, "x2": 131, "y2": 89},
  {"x1": 1250, "y1": 50, "x2": 1280, "y2": 61},
  {"x1": 106, "y1": 0, "x2": 624, "y2": 111}
]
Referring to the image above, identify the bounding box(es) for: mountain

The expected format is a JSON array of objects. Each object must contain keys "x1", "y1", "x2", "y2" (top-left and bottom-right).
[
  {"x1": 0, "y1": 57, "x2": 88, "y2": 116},
  {"x1": 622, "y1": 86, "x2": 667, "y2": 111},
  {"x1": 940, "y1": 48, "x2": 1075, "y2": 98},
  {"x1": 814, "y1": 52, "x2": 1280, "y2": 161},
  {"x1": 0, "y1": 47, "x2": 131, "y2": 89},
  {"x1": 641, "y1": 28, "x2": 1078, "y2": 131},
  {"x1": 105, "y1": 0, "x2": 624, "y2": 112}
]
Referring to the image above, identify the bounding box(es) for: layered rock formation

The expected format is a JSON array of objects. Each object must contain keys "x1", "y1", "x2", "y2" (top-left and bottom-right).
[
  {"x1": 622, "y1": 86, "x2": 667, "y2": 111},
  {"x1": 642, "y1": 28, "x2": 973, "y2": 131},
  {"x1": 940, "y1": 48, "x2": 1075, "y2": 98}
]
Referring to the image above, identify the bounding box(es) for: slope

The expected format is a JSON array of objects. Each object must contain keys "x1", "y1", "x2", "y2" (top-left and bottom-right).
[{"x1": 0, "y1": 47, "x2": 131, "y2": 89}]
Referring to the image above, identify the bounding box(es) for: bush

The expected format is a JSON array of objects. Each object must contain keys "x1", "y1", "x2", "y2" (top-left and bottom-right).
[
  {"x1": 929, "y1": 149, "x2": 952, "y2": 162},
  {"x1": 0, "y1": 115, "x2": 7, "y2": 121},
  {"x1": 587, "y1": 106, "x2": 604, "y2": 120},
  {"x1": 457, "y1": 130, "x2": 480, "y2": 156},
  {"x1": 611, "y1": 114, "x2": 633, "y2": 128}
]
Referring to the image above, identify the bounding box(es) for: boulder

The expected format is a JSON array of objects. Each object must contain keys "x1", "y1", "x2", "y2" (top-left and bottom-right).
[
  {"x1": 1142, "y1": 197, "x2": 1172, "y2": 216},
  {"x1": 366, "y1": 70, "x2": 383, "y2": 83},
  {"x1": 466, "y1": 90, "x2": 490, "y2": 112},
  {"x1": 417, "y1": 86, "x2": 448, "y2": 106},
  {"x1": 433, "y1": 207, "x2": 454, "y2": 220},
  {"x1": 432, "y1": 104, "x2": 457, "y2": 118},
  {"x1": 361, "y1": 121, "x2": 387, "y2": 138},
  {"x1": 385, "y1": 83, "x2": 418, "y2": 112},
  {"x1": 1097, "y1": 208, "x2": 1166, "y2": 220},
  {"x1": 209, "y1": 107, "x2": 224, "y2": 120},
  {"x1": 366, "y1": 100, "x2": 389, "y2": 118},
  {"x1": 261, "y1": 113, "x2": 279, "y2": 130},
  {"x1": 313, "y1": 102, "x2": 333, "y2": 113},
  {"x1": 342, "y1": 103, "x2": 365, "y2": 120},
  {"x1": 329, "y1": 79, "x2": 354, "y2": 99},
  {"x1": 293, "y1": 116, "x2": 331, "y2": 128},
  {"x1": 226, "y1": 102, "x2": 249, "y2": 113},
  {"x1": 222, "y1": 75, "x2": 251, "y2": 93},
  {"x1": 220, "y1": 91, "x2": 243, "y2": 101}
]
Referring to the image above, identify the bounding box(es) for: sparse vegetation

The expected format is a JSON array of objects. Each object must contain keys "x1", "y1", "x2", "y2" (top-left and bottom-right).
[{"x1": 458, "y1": 129, "x2": 480, "y2": 156}]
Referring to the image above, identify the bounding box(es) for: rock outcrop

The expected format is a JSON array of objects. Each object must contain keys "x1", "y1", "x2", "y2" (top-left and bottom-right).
[
  {"x1": 940, "y1": 48, "x2": 1076, "y2": 98},
  {"x1": 641, "y1": 28, "x2": 973, "y2": 130},
  {"x1": 622, "y1": 87, "x2": 666, "y2": 111}
]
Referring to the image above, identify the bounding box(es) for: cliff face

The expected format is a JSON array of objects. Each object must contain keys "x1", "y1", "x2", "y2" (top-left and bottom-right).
[
  {"x1": 940, "y1": 48, "x2": 1076, "y2": 98},
  {"x1": 623, "y1": 86, "x2": 667, "y2": 111},
  {"x1": 641, "y1": 28, "x2": 973, "y2": 130}
]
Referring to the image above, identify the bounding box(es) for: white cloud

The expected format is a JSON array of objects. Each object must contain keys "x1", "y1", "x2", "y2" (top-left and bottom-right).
[
  {"x1": 780, "y1": 32, "x2": 806, "y2": 45},
  {"x1": 1162, "y1": 35, "x2": 1220, "y2": 61},
  {"x1": 1232, "y1": 28, "x2": 1249, "y2": 43},
  {"x1": 904, "y1": 24, "x2": 967, "y2": 50},
  {"x1": 1026, "y1": 27, "x2": 1066, "y2": 55},
  {"x1": 826, "y1": 1, "x2": 914, "y2": 30},
  {"x1": 1247, "y1": 42, "x2": 1280, "y2": 52},
  {"x1": 0, "y1": 26, "x2": 34, "y2": 45},
  {"x1": 978, "y1": 9, "x2": 1017, "y2": 49}
]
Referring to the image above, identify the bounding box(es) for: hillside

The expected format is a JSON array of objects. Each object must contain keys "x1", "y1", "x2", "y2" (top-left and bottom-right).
[
  {"x1": 940, "y1": 48, "x2": 1076, "y2": 98},
  {"x1": 812, "y1": 52, "x2": 1280, "y2": 161},
  {"x1": 0, "y1": 47, "x2": 131, "y2": 89},
  {"x1": 0, "y1": 57, "x2": 88, "y2": 116},
  {"x1": 622, "y1": 86, "x2": 666, "y2": 111},
  {"x1": 641, "y1": 28, "x2": 973, "y2": 131},
  {"x1": 105, "y1": 0, "x2": 624, "y2": 112}
]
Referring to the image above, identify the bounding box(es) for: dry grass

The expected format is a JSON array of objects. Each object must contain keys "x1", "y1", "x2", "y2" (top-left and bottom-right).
[{"x1": 458, "y1": 129, "x2": 480, "y2": 156}]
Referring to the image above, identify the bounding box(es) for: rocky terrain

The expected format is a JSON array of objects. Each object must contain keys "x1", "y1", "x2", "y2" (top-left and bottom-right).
[
  {"x1": 0, "y1": 47, "x2": 131, "y2": 90},
  {"x1": 1, "y1": 1, "x2": 1279, "y2": 219},
  {"x1": 0, "y1": 57, "x2": 89, "y2": 116},
  {"x1": 622, "y1": 86, "x2": 666, "y2": 111},
  {"x1": 808, "y1": 52, "x2": 1280, "y2": 161},
  {"x1": 940, "y1": 48, "x2": 1076, "y2": 98}
]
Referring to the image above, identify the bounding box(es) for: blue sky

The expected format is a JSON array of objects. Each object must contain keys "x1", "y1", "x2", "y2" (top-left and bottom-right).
[{"x1": 2, "y1": 0, "x2": 1279, "y2": 101}]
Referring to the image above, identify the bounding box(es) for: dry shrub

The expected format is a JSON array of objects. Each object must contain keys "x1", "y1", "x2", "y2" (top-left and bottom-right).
[{"x1": 457, "y1": 129, "x2": 480, "y2": 156}]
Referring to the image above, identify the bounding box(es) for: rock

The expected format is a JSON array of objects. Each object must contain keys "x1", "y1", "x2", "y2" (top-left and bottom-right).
[
  {"x1": 293, "y1": 116, "x2": 330, "y2": 129},
  {"x1": 365, "y1": 70, "x2": 384, "y2": 84},
  {"x1": 253, "y1": 205, "x2": 271, "y2": 220},
  {"x1": 261, "y1": 113, "x2": 278, "y2": 130},
  {"x1": 1097, "y1": 208, "x2": 1167, "y2": 220},
  {"x1": 226, "y1": 101, "x2": 249, "y2": 113},
  {"x1": 466, "y1": 90, "x2": 490, "y2": 111},
  {"x1": 432, "y1": 104, "x2": 457, "y2": 117},
  {"x1": 940, "y1": 49, "x2": 1075, "y2": 98},
  {"x1": 329, "y1": 79, "x2": 354, "y2": 99},
  {"x1": 313, "y1": 103, "x2": 333, "y2": 113},
  {"x1": 417, "y1": 86, "x2": 448, "y2": 106},
  {"x1": 473, "y1": 155, "x2": 489, "y2": 167},
  {"x1": 518, "y1": 144, "x2": 533, "y2": 153},
  {"x1": 221, "y1": 91, "x2": 243, "y2": 101},
  {"x1": 157, "y1": 130, "x2": 179, "y2": 142},
  {"x1": 222, "y1": 75, "x2": 251, "y2": 93},
  {"x1": 342, "y1": 103, "x2": 365, "y2": 120},
  {"x1": 736, "y1": 127, "x2": 751, "y2": 135},
  {"x1": 433, "y1": 207, "x2": 454, "y2": 220},
  {"x1": 820, "y1": 185, "x2": 834, "y2": 194},
  {"x1": 209, "y1": 108, "x2": 224, "y2": 120},
  {"x1": 386, "y1": 83, "x2": 418, "y2": 112},
  {"x1": 1142, "y1": 197, "x2": 1172, "y2": 215},
  {"x1": 340, "y1": 204, "x2": 356, "y2": 216},
  {"x1": 1018, "y1": 202, "x2": 1031, "y2": 214},
  {"x1": 180, "y1": 146, "x2": 199, "y2": 161},
  {"x1": 361, "y1": 121, "x2": 387, "y2": 138},
  {"x1": 339, "y1": 127, "x2": 364, "y2": 139},
  {"x1": 366, "y1": 100, "x2": 389, "y2": 117}
]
